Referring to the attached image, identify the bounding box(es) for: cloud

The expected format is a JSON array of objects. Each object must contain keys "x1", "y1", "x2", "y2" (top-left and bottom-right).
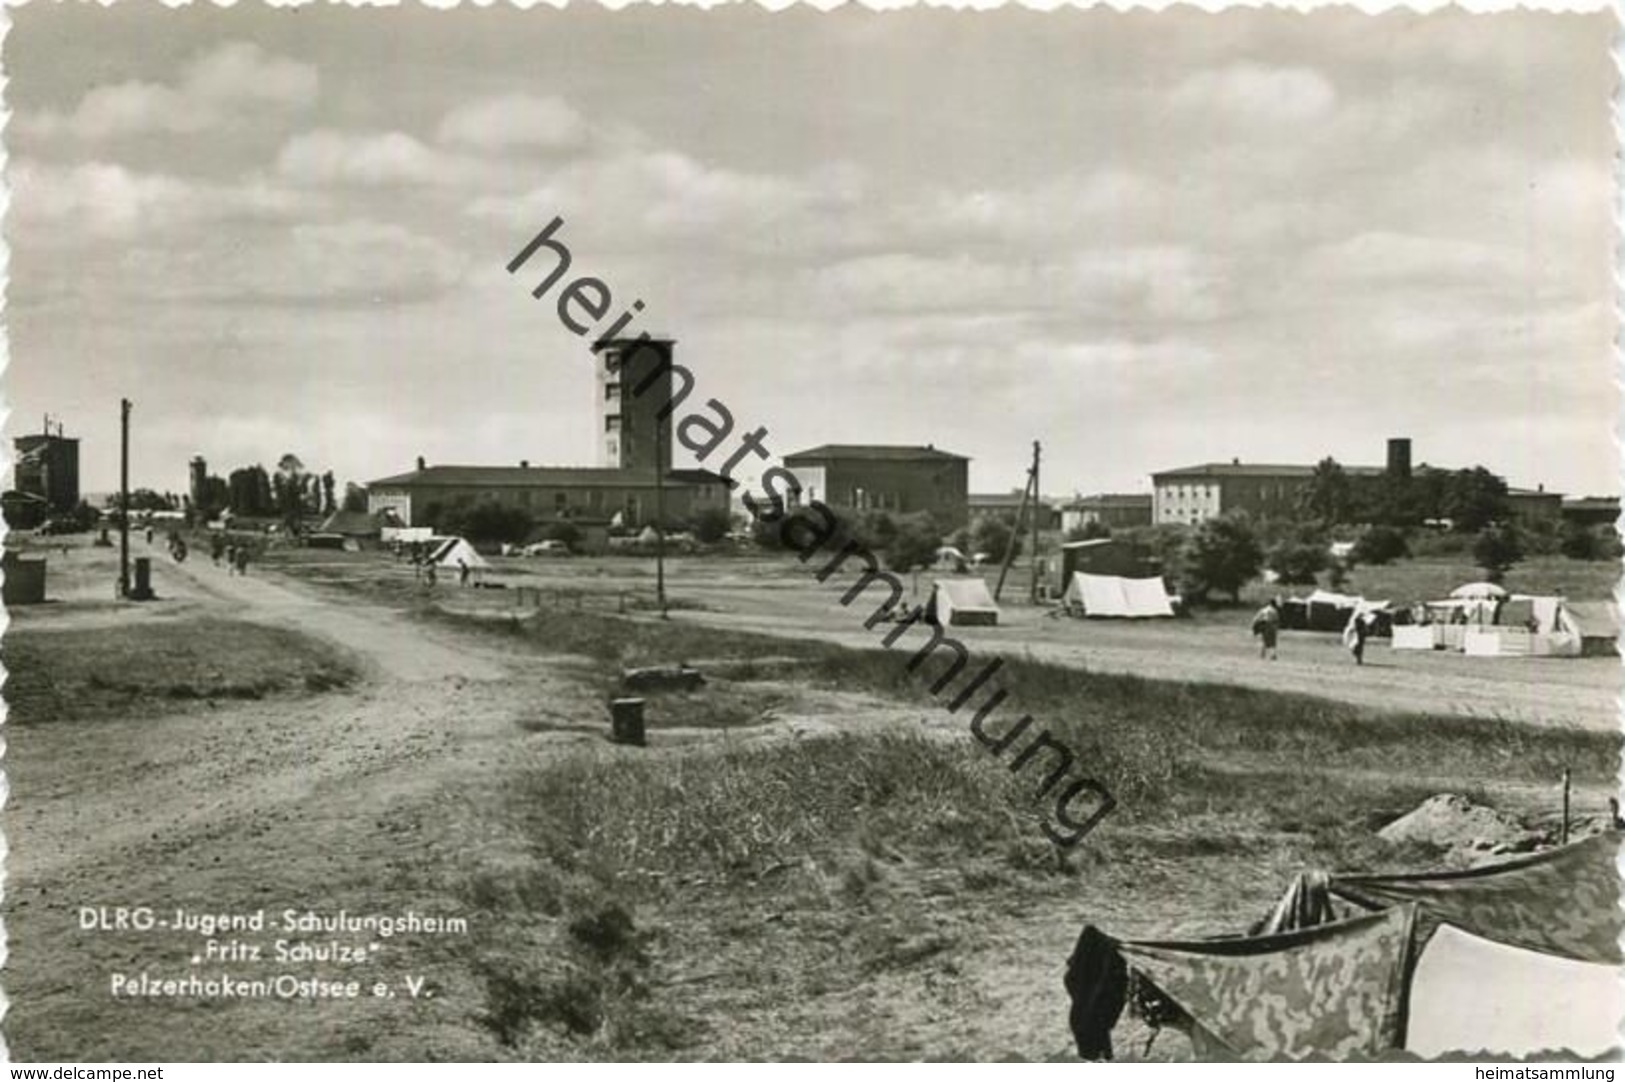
[
  {"x1": 20, "y1": 41, "x2": 316, "y2": 140},
  {"x1": 122, "y1": 220, "x2": 472, "y2": 307},
  {"x1": 9, "y1": 159, "x2": 306, "y2": 242},
  {"x1": 1171, "y1": 63, "x2": 1337, "y2": 125},
  {"x1": 275, "y1": 129, "x2": 484, "y2": 187},
  {"x1": 436, "y1": 94, "x2": 586, "y2": 153}
]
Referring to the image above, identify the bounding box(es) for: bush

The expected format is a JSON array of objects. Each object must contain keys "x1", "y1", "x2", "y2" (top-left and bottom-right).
[
  {"x1": 1266, "y1": 540, "x2": 1327, "y2": 585},
  {"x1": 1559, "y1": 521, "x2": 1621, "y2": 562},
  {"x1": 544, "y1": 521, "x2": 584, "y2": 550},
  {"x1": 1473, "y1": 524, "x2": 1525, "y2": 583},
  {"x1": 885, "y1": 514, "x2": 944, "y2": 573},
  {"x1": 1064, "y1": 520, "x2": 1111, "y2": 543},
  {"x1": 1181, "y1": 515, "x2": 1263, "y2": 603},
  {"x1": 972, "y1": 515, "x2": 1021, "y2": 561},
  {"x1": 690, "y1": 507, "x2": 733, "y2": 545},
  {"x1": 1351, "y1": 525, "x2": 1409, "y2": 566},
  {"x1": 450, "y1": 500, "x2": 534, "y2": 546}
]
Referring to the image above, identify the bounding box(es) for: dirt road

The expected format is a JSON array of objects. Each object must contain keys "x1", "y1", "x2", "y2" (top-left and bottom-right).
[{"x1": 668, "y1": 584, "x2": 1617, "y2": 731}]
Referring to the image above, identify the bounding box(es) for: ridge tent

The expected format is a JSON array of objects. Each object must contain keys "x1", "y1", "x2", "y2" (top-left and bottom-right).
[
  {"x1": 427, "y1": 535, "x2": 490, "y2": 573},
  {"x1": 926, "y1": 578, "x2": 1000, "y2": 626},
  {"x1": 1062, "y1": 572, "x2": 1175, "y2": 618},
  {"x1": 1065, "y1": 833, "x2": 1621, "y2": 1061}
]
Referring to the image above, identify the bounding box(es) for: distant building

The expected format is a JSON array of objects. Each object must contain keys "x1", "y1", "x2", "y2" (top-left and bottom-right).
[
  {"x1": 1504, "y1": 485, "x2": 1563, "y2": 520},
  {"x1": 594, "y1": 336, "x2": 677, "y2": 471},
  {"x1": 1152, "y1": 460, "x2": 1385, "y2": 525},
  {"x1": 782, "y1": 444, "x2": 970, "y2": 527},
  {"x1": 13, "y1": 422, "x2": 80, "y2": 513},
  {"x1": 365, "y1": 460, "x2": 728, "y2": 533},
  {"x1": 968, "y1": 491, "x2": 1060, "y2": 530},
  {"x1": 1062, "y1": 494, "x2": 1153, "y2": 533},
  {"x1": 1561, "y1": 496, "x2": 1619, "y2": 529}
]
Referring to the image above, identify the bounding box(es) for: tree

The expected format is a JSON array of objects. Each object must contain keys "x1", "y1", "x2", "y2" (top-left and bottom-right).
[
  {"x1": 1181, "y1": 515, "x2": 1263, "y2": 603},
  {"x1": 452, "y1": 500, "x2": 533, "y2": 546},
  {"x1": 1473, "y1": 523, "x2": 1524, "y2": 584},
  {"x1": 1298, "y1": 457, "x2": 1353, "y2": 525},
  {"x1": 691, "y1": 507, "x2": 733, "y2": 544},
  {"x1": 885, "y1": 513, "x2": 944, "y2": 573},
  {"x1": 1444, "y1": 468, "x2": 1509, "y2": 533},
  {"x1": 971, "y1": 514, "x2": 1021, "y2": 561},
  {"x1": 276, "y1": 454, "x2": 308, "y2": 535},
  {"x1": 1064, "y1": 520, "x2": 1111, "y2": 543},
  {"x1": 1266, "y1": 538, "x2": 1327, "y2": 585},
  {"x1": 1350, "y1": 525, "x2": 1409, "y2": 566},
  {"x1": 342, "y1": 483, "x2": 368, "y2": 513},
  {"x1": 544, "y1": 520, "x2": 583, "y2": 550}
]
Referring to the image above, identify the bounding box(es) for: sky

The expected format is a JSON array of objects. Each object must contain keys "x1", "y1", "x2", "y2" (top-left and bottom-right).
[{"x1": 4, "y1": 6, "x2": 1617, "y2": 501}]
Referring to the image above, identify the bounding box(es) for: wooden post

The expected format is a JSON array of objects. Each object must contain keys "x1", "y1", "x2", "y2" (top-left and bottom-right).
[
  {"x1": 1028, "y1": 440, "x2": 1042, "y2": 604},
  {"x1": 1561, "y1": 767, "x2": 1572, "y2": 845},
  {"x1": 118, "y1": 398, "x2": 131, "y2": 598},
  {"x1": 994, "y1": 441, "x2": 1040, "y2": 603}
]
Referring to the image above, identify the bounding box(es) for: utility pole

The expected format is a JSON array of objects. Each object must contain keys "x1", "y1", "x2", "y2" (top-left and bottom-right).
[
  {"x1": 994, "y1": 442, "x2": 1041, "y2": 603},
  {"x1": 653, "y1": 348, "x2": 668, "y2": 619},
  {"x1": 1028, "y1": 440, "x2": 1042, "y2": 604},
  {"x1": 119, "y1": 398, "x2": 131, "y2": 598}
]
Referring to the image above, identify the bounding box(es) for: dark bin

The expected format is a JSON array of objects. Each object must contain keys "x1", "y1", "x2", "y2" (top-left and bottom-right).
[
  {"x1": 610, "y1": 698, "x2": 646, "y2": 746},
  {"x1": 129, "y1": 556, "x2": 154, "y2": 601}
]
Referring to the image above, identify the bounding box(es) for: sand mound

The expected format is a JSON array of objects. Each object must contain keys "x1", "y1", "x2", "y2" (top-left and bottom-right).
[{"x1": 1378, "y1": 794, "x2": 1540, "y2": 858}]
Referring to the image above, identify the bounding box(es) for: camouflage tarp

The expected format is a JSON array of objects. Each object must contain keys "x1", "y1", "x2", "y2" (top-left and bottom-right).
[
  {"x1": 1331, "y1": 833, "x2": 1621, "y2": 965},
  {"x1": 1118, "y1": 905, "x2": 1418, "y2": 1061}
]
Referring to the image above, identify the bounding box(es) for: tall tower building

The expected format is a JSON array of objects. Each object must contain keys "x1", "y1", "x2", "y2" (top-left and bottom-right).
[
  {"x1": 14, "y1": 421, "x2": 80, "y2": 513},
  {"x1": 593, "y1": 336, "x2": 676, "y2": 471},
  {"x1": 189, "y1": 455, "x2": 209, "y2": 507}
]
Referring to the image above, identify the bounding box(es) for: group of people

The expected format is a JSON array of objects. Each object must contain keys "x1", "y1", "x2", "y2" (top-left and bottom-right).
[
  {"x1": 209, "y1": 533, "x2": 253, "y2": 576},
  {"x1": 1250, "y1": 598, "x2": 1378, "y2": 665}
]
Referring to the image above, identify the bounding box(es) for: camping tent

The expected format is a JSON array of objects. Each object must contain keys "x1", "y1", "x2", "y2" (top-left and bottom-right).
[
  {"x1": 1063, "y1": 572, "x2": 1175, "y2": 618},
  {"x1": 1065, "y1": 833, "x2": 1621, "y2": 1061},
  {"x1": 1405, "y1": 925, "x2": 1623, "y2": 1057},
  {"x1": 427, "y1": 536, "x2": 489, "y2": 573},
  {"x1": 927, "y1": 578, "x2": 1000, "y2": 626}
]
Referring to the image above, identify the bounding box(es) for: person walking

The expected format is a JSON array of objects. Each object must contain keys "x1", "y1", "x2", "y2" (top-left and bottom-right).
[
  {"x1": 234, "y1": 546, "x2": 250, "y2": 577},
  {"x1": 1349, "y1": 611, "x2": 1373, "y2": 666},
  {"x1": 1251, "y1": 599, "x2": 1281, "y2": 660},
  {"x1": 225, "y1": 543, "x2": 238, "y2": 574},
  {"x1": 458, "y1": 558, "x2": 471, "y2": 588}
]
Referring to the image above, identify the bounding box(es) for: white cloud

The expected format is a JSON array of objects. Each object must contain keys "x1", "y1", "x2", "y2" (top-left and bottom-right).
[
  {"x1": 1171, "y1": 63, "x2": 1337, "y2": 125},
  {"x1": 20, "y1": 41, "x2": 316, "y2": 141},
  {"x1": 436, "y1": 94, "x2": 586, "y2": 152},
  {"x1": 276, "y1": 129, "x2": 486, "y2": 187}
]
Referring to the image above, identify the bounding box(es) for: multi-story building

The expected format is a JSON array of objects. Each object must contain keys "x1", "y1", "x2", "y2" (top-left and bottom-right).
[
  {"x1": 366, "y1": 460, "x2": 728, "y2": 532},
  {"x1": 968, "y1": 491, "x2": 1061, "y2": 530},
  {"x1": 594, "y1": 336, "x2": 676, "y2": 471},
  {"x1": 782, "y1": 444, "x2": 970, "y2": 527},
  {"x1": 1061, "y1": 493, "x2": 1153, "y2": 533},
  {"x1": 14, "y1": 423, "x2": 80, "y2": 513}
]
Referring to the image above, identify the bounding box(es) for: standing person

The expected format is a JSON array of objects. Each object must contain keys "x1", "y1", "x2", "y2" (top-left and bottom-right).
[
  {"x1": 458, "y1": 558, "x2": 471, "y2": 588},
  {"x1": 225, "y1": 543, "x2": 238, "y2": 574},
  {"x1": 1349, "y1": 611, "x2": 1373, "y2": 666},
  {"x1": 211, "y1": 534, "x2": 225, "y2": 566},
  {"x1": 1251, "y1": 598, "x2": 1281, "y2": 660},
  {"x1": 235, "y1": 545, "x2": 250, "y2": 577}
]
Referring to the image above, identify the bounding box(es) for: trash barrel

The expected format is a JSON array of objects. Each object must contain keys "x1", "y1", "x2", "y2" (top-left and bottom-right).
[
  {"x1": 609, "y1": 698, "x2": 646, "y2": 746},
  {"x1": 130, "y1": 556, "x2": 154, "y2": 601}
]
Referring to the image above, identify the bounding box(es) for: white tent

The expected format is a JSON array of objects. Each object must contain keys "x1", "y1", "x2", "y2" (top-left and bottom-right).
[
  {"x1": 1406, "y1": 925, "x2": 1623, "y2": 1057},
  {"x1": 929, "y1": 578, "x2": 1000, "y2": 626},
  {"x1": 1063, "y1": 572, "x2": 1175, "y2": 618},
  {"x1": 427, "y1": 535, "x2": 489, "y2": 571}
]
